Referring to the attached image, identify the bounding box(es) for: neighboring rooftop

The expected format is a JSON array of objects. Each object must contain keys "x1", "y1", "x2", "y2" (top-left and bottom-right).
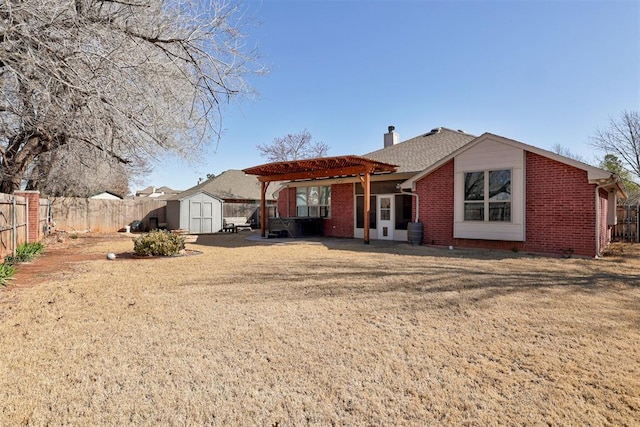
[
  {"x1": 136, "y1": 185, "x2": 181, "y2": 199},
  {"x1": 363, "y1": 127, "x2": 476, "y2": 173},
  {"x1": 170, "y1": 169, "x2": 272, "y2": 201}
]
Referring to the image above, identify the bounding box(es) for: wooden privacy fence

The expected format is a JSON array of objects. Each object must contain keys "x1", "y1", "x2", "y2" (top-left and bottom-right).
[
  {"x1": 50, "y1": 197, "x2": 167, "y2": 233},
  {"x1": 0, "y1": 191, "x2": 51, "y2": 259},
  {"x1": 0, "y1": 193, "x2": 27, "y2": 259}
]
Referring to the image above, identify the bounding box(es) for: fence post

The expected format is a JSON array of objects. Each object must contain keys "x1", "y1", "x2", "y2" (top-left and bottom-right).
[
  {"x1": 48, "y1": 199, "x2": 52, "y2": 235},
  {"x1": 12, "y1": 196, "x2": 17, "y2": 256},
  {"x1": 25, "y1": 196, "x2": 29, "y2": 243}
]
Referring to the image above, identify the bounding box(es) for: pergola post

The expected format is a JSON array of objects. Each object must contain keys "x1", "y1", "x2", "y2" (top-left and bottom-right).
[
  {"x1": 362, "y1": 172, "x2": 371, "y2": 244},
  {"x1": 260, "y1": 180, "x2": 268, "y2": 238}
]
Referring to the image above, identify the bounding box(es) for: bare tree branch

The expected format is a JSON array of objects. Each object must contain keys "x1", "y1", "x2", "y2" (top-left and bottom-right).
[
  {"x1": 590, "y1": 111, "x2": 640, "y2": 178},
  {"x1": 257, "y1": 130, "x2": 330, "y2": 162},
  {"x1": 551, "y1": 143, "x2": 586, "y2": 163},
  {"x1": 0, "y1": 0, "x2": 263, "y2": 193}
]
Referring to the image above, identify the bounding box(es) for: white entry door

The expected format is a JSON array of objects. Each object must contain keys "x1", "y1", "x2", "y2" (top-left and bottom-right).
[{"x1": 377, "y1": 195, "x2": 394, "y2": 240}]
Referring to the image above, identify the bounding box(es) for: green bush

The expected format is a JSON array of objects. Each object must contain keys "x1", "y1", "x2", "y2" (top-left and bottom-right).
[
  {"x1": 5, "y1": 242, "x2": 45, "y2": 264},
  {"x1": 133, "y1": 230, "x2": 186, "y2": 257},
  {"x1": 0, "y1": 263, "x2": 16, "y2": 286}
]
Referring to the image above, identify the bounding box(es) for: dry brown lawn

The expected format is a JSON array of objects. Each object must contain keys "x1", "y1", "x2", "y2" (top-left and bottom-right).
[{"x1": 0, "y1": 232, "x2": 638, "y2": 426}]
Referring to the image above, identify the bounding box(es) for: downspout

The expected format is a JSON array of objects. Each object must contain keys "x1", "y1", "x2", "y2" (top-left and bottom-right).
[
  {"x1": 594, "y1": 182, "x2": 610, "y2": 258},
  {"x1": 401, "y1": 188, "x2": 420, "y2": 222}
]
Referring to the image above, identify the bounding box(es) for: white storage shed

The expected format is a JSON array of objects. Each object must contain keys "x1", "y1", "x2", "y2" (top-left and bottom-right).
[{"x1": 166, "y1": 191, "x2": 223, "y2": 234}]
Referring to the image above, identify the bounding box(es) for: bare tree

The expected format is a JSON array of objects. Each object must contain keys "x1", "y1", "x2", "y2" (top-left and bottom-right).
[
  {"x1": 0, "y1": 0, "x2": 261, "y2": 193},
  {"x1": 26, "y1": 145, "x2": 134, "y2": 197},
  {"x1": 551, "y1": 143, "x2": 586, "y2": 163},
  {"x1": 257, "y1": 129, "x2": 329, "y2": 162},
  {"x1": 590, "y1": 111, "x2": 640, "y2": 178}
]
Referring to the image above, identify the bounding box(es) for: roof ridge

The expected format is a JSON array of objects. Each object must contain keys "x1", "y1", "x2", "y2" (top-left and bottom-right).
[{"x1": 406, "y1": 127, "x2": 476, "y2": 140}]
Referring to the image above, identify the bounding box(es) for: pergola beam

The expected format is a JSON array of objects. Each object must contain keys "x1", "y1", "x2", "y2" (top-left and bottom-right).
[
  {"x1": 256, "y1": 165, "x2": 378, "y2": 183},
  {"x1": 243, "y1": 155, "x2": 398, "y2": 242}
]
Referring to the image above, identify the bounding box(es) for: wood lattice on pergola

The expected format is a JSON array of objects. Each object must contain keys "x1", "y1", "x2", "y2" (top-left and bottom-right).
[{"x1": 243, "y1": 155, "x2": 398, "y2": 242}]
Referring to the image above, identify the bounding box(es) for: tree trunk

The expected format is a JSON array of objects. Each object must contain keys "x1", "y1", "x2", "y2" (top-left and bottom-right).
[{"x1": 0, "y1": 176, "x2": 22, "y2": 194}]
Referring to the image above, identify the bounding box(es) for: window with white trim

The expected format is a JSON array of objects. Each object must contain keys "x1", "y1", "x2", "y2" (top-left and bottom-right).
[
  {"x1": 463, "y1": 169, "x2": 511, "y2": 222},
  {"x1": 296, "y1": 186, "x2": 331, "y2": 217}
]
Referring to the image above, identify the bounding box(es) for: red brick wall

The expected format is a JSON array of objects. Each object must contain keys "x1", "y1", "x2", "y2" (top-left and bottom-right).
[
  {"x1": 276, "y1": 184, "x2": 355, "y2": 238},
  {"x1": 323, "y1": 183, "x2": 354, "y2": 237},
  {"x1": 523, "y1": 152, "x2": 596, "y2": 257},
  {"x1": 276, "y1": 187, "x2": 296, "y2": 218},
  {"x1": 14, "y1": 190, "x2": 40, "y2": 242},
  {"x1": 413, "y1": 152, "x2": 601, "y2": 257},
  {"x1": 415, "y1": 160, "x2": 455, "y2": 246}
]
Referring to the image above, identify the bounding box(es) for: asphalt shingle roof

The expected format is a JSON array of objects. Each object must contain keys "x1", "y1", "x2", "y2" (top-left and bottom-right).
[
  {"x1": 170, "y1": 169, "x2": 269, "y2": 201},
  {"x1": 363, "y1": 127, "x2": 476, "y2": 173}
]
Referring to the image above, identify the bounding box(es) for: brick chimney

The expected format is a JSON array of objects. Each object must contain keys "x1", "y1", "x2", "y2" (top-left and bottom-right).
[{"x1": 384, "y1": 125, "x2": 399, "y2": 148}]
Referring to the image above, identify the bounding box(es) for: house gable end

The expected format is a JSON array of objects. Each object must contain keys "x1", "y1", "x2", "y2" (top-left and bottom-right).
[
  {"x1": 402, "y1": 133, "x2": 621, "y2": 192},
  {"x1": 453, "y1": 137, "x2": 526, "y2": 241}
]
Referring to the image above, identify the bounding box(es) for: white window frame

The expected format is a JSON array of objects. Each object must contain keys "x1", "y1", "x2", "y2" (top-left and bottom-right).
[
  {"x1": 463, "y1": 169, "x2": 512, "y2": 223},
  {"x1": 296, "y1": 185, "x2": 331, "y2": 218}
]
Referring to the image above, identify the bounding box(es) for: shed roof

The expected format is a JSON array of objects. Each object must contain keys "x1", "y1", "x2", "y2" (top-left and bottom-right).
[{"x1": 169, "y1": 169, "x2": 272, "y2": 201}]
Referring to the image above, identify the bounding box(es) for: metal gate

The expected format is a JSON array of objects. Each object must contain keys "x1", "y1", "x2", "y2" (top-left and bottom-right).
[{"x1": 613, "y1": 204, "x2": 638, "y2": 242}]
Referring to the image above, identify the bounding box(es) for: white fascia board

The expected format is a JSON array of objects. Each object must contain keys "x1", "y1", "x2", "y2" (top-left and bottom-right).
[{"x1": 401, "y1": 132, "x2": 620, "y2": 190}]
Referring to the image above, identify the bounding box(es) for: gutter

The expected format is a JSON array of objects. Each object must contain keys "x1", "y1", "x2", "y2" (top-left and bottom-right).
[
  {"x1": 594, "y1": 183, "x2": 608, "y2": 258},
  {"x1": 401, "y1": 188, "x2": 420, "y2": 223}
]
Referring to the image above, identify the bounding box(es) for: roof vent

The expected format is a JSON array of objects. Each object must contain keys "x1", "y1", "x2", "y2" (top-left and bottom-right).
[
  {"x1": 423, "y1": 127, "x2": 441, "y2": 137},
  {"x1": 457, "y1": 129, "x2": 465, "y2": 133}
]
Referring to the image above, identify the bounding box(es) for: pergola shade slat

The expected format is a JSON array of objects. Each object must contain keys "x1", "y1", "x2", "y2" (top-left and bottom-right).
[
  {"x1": 243, "y1": 155, "x2": 398, "y2": 242},
  {"x1": 243, "y1": 155, "x2": 398, "y2": 182}
]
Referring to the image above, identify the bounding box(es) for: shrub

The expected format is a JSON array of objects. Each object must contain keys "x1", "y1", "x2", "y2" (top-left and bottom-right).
[
  {"x1": 133, "y1": 230, "x2": 186, "y2": 257},
  {"x1": 5, "y1": 242, "x2": 45, "y2": 264},
  {"x1": 0, "y1": 263, "x2": 16, "y2": 286}
]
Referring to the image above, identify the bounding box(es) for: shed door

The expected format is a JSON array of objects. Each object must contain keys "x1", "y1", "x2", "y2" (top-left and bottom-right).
[{"x1": 189, "y1": 200, "x2": 214, "y2": 234}]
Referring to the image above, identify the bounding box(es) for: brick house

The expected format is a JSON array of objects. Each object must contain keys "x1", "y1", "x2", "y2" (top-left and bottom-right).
[{"x1": 245, "y1": 127, "x2": 625, "y2": 257}]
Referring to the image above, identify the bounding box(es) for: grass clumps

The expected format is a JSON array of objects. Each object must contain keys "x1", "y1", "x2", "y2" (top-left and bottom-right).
[
  {"x1": 0, "y1": 263, "x2": 16, "y2": 286},
  {"x1": 1, "y1": 242, "x2": 45, "y2": 286},
  {"x1": 133, "y1": 230, "x2": 186, "y2": 257},
  {"x1": 4, "y1": 242, "x2": 45, "y2": 264}
]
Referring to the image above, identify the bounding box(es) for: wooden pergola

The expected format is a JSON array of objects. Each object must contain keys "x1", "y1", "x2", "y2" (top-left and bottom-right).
[{"x1": 243, "y1": 155, "x2": 398, "y2": 243}]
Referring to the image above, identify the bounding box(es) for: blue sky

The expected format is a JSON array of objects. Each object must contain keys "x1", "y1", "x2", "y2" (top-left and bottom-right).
[{"x1": 141, "y1": 0, "x2": 640, "y2": 192}]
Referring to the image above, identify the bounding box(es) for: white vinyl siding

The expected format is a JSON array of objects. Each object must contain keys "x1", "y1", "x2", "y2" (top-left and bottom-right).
[{"x1": 454, "y1": 138, "x2": 525, "y2": 241}]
